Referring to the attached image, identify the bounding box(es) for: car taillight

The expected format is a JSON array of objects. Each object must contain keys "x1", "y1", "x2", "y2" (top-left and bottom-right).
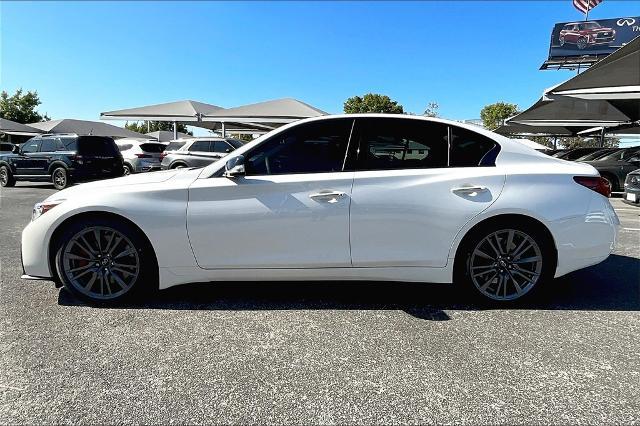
[
  {"x1": 159, "y1": 152, "x2": 167, "y2": 160},
  {"x1": 573, "y1": 176, "x2": 611, "y2": 198},
  {"x1": 70, "y1": 154, "x2": 84, "y2": 164},
  {"x1": 135, "y1": 153, "x2": 151, "y2": 158}
]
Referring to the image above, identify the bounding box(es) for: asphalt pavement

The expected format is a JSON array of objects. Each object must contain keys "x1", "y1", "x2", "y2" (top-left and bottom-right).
[{"x1": 1, "y1": 182, "x2": 639, "y2": 424}]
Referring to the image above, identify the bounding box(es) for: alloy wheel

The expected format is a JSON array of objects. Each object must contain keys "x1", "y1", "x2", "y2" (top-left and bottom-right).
[
  {"x1": 53, "y1": 169, "x2": 67, "y2": 188},
  {"x1": 577, "y1": 38, "x2": 587, "y2": 49},
  {"x1": 0, "y1": 167, "x2": 7, "y2": 185},
  {"x1": 469, "y1": 229, "x2": 543, "y2": 301},
  {"x1": 61, "y1": 226, "x2": 140, "y2": 300}
]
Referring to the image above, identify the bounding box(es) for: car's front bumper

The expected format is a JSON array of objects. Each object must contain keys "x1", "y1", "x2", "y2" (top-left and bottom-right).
[{"x1": 21, "y1": 215, "x2": 56, "y2": 280}]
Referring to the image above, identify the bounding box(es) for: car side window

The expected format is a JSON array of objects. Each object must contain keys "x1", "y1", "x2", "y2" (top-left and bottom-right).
[
  {"x1": 449, "y1": 126, "x2": 499, "y2": 167},
  {"x1": 355, "y1": 118, "x2": 448, "y2": 171},
  {"x1": 245, "y1": 118, "x2": 353, "y2": 175},
  {"x1": 212, "y1": 141, "x2": 232, "y2": 153},
  {"x1": 39, "y1": 138, "x2": 57, "y2": 153},
  {"x1": 189, "y1": 141, "x2": 210, "y2": 152},
  {"x1": 21, "y1": 140, "x2": 41, "y2": 153}
]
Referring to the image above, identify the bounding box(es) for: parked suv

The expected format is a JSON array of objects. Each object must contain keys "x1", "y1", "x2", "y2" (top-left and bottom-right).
[
  {"x1": 116, "y1": 139, "x2": 166, "y2": 175},
  {"x1": 160, "y1": 137, "x2": 243, "y2": 170},
  {"x1": 582, "y1": 147, "x2": 640, "y2": 192},
  {"x1": 0, "y1": 134, "x2": 124, "y2": 190},
  {"x1": 559, "y1": 21, "x2": 616, "y2": 50}
]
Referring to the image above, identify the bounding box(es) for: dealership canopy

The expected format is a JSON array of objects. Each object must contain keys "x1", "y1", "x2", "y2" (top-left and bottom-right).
[
  {"x1": 0, "y1": 118, "x2": 43, "y2": 136},
  {"x1": 202, "y1": 98, "x2": 327, "y2": 124},
  {"x1": 29, "y1": 119, "x2": 152, "y2": 139},
  {"x1": 545, "y1": 35, "x2": 640, "y2": 121},
  {"x1": 495, "y1": 122, "x2": 577, "y2": 136},
  {"x1": 145, "y1": 130, "x2": 193, "y2": 142},
  {"x1": 100, "y1": 99, "x2": 224, "y2": 122},
  {"x1": 506, "y1": 97, "x2": 631, "y2": 128}
]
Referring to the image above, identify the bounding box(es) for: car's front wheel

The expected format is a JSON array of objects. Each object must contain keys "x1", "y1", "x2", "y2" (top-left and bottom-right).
[
  {"x1": 53, "y1": 218, "x2": 156, "y2": 304},
  {"x1": 559, "y1": 36, "x2": 565, "y2": 46},
  {"x1": 455, "y1": 220, "x2": 555, "y2": 304},
  {"x1": 577, "y1": 37, "x2": 588, "y2": 50},
  {"x1": 123, "y1": 164, "x2": 133, "y2": 175},
  {"x1": 0, "y1": 165, "x2": 16, "y2": 187}
]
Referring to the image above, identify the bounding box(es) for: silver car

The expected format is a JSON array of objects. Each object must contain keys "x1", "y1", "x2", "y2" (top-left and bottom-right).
[
  {"x1": 116, "y1": 139, "x2": 166, "y2": 174},
  {"x1": 160, "y1": 137, "x2": 243, "y2": 170}
]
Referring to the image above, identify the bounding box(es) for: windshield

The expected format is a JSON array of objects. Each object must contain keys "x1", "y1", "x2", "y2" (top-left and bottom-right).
[
  {"x1": 227, "y1": 139, "x2": 245, "y2": 149},
  {"x1": 139, "y1": 143, "x2": 166, "y2": 153},
  {"x1": 582, "y1": 22, "x2": 602, "y2": 30}
]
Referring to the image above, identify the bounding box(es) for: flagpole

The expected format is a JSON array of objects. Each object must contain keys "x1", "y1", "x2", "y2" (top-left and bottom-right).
[{"x1": 585, "y1": 0, "x2": 590, "y2": 21}]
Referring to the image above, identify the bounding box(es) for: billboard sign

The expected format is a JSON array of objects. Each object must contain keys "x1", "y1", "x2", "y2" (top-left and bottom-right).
[{"x1": 548, "y1": 17, "x2": 640, "y2": 59}]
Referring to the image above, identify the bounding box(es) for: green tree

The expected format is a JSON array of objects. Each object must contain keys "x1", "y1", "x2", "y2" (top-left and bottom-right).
[
  {"x1": 480, "y1": 102, "x2": 520, "y2": 130},
  {"x1": 0, "y1": 89, "x2": 50, "y2": 123},
  {"x1": 423, "y1": 101, "x2": 439, "y2": 117},
  {"x1": 344, "y1": 93, "x2": 404, "y2": 114},
  {"x1": 125, "y1": 121, "x2": 192, "y2": 136}
]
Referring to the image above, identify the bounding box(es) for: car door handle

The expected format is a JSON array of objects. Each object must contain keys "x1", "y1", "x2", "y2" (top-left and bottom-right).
[
  {"x1": 309, "y1": 191, "x2": 347, "y2": 203},
  {"x1": 451, "y1": 186, "x2": 488, "y2": 195}
]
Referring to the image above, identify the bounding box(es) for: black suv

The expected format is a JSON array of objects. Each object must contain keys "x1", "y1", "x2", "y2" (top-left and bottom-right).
[
  {"x1": 0, "y1": 134, "x2": 124, "y2": 190},
  {"x1": 581, "y1": 147, "x2": 640, "y2": 192}
]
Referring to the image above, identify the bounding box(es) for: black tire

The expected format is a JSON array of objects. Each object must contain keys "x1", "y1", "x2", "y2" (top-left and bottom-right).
[
  {"x1": 171, "y1": 163, "x2": 187, "y2": 169},
  {"x1": 123, "y1": 164, "x2": 133, "y2": 175},
  {"x1": 600, "y1": 173, "x2": 618, "y2": 192},
  {"x1": 53, "y1": 217, "x2": 157, "y2": 305},
  {"x1": 454, "y1": 218, "x2": 556, "y2": 305},
  {"x1": 559, "y1": 36, "x2": 565, "y2": 47},
  {"x1": 0, "y1": 165, "x2": 16, "y2": 187},
  {"x1": 51, "y1": 167, "x2": 70, "y2": 190}
]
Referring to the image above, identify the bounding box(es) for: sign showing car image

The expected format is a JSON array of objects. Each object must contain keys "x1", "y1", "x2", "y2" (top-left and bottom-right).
[{"x1": 547, "y1": 17, "x2": 639, "y2": 58}]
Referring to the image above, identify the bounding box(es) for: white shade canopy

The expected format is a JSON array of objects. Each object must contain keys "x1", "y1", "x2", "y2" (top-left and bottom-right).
[
  {"x1": 145, "y1": 130, "x2": 193, "y2": 142},
  {"x1": 202, "y1": 98, "x2": 327, "y2": 124},
  {"x1": 29, "y1": 119, "x2": 152, "y2": 139},
  {"x1": 100, "y1": 100, "x2": 224, "y2": 122},
  {"x1": 0, "y1": 118, "x2": 43, "y2": 136}
]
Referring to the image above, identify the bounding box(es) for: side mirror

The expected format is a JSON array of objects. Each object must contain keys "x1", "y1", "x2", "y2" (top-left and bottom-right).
[
  {"x1": 223, "y1": 154, "x2": 245, "y2": 177},
  {"x1": 12, "y1": 145, "x2": 20, "y2": 154}
]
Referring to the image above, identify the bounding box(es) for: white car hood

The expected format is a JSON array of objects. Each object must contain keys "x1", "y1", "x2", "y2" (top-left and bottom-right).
[{"x1": 45, "y1": 170, "x2": 181, "y2": 202}]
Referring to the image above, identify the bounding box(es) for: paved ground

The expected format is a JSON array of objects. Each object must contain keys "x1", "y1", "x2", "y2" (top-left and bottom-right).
[{"x1": 1, "y1": 182, "x2": 639, "y2": 424}]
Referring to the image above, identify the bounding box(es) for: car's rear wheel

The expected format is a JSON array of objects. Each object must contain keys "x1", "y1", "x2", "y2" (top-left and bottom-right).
[
  {"x1": 172, "y1": 163, "x2": 187, "y2": 169},
  {"x1": 455, "y1": 220, "x2": 555, "y2": 304},
  {"x1": 52, "y1": 167, "x2": 70, "y2": 190},
  {"x1": 123, "y1": 164, "x2": 133, "y2": 175},
  {"x1": 577, "y1": 37, "x2": 588, "y2": 50},
  {"x1": 0, "y1": 165, "x2": 16, "y2": 187},
  {"x1": 53, "y1": 218, "x2": 156, "y2": 304}
]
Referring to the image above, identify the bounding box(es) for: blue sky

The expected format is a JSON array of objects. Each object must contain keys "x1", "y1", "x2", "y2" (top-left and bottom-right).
[{"x1": 0, "y1": 1, "x2": 636, "y2": 130}]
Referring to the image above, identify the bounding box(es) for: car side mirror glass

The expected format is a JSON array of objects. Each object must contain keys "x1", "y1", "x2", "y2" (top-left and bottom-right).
[{"x1": 223, "y1": 154, "x2": 245, "y2": 177}]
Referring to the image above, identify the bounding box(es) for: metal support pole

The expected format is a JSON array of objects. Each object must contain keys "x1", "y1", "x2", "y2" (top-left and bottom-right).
[
  {"x1": 173, "y1": 121, "x2": 177, "y2": 140},
  {"x1": 599, "y1": 127, "x2": 606, "y2": 148},
  {"x1": 221, "y1": 122, "x2": 226, "y2": 138},
  {"x1": 553, "y1": 136, "x2": 557, "y2": 150}
]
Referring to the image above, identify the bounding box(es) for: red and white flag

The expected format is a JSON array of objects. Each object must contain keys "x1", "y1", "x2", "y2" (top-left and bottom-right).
[{"x1": 573, "y1": 0, "x2": 603, "y2": 15}]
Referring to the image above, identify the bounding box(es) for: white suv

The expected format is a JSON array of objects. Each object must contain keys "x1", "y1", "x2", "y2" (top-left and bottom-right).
[{"x1": 116, "y1": 139, "x2": 166, "y2": 174}]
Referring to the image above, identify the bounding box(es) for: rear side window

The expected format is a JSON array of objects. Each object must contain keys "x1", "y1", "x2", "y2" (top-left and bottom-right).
[
  {"x1": 118, "y1": 144, "x2": 133, "y2": 152},
  {"x1": 59, "y1": 137, "x2": 77, "y2": 151},
  {"x1": 165, "y1": 141, "x2": 186, "y2": 151},
  {"x1": 212, "y1": 141, "x2": 233, "y2": 153},
  {"x1": 39, "y1": 138, "x2": 58, "y2": 152},
  {"x1": 449, "y1": 126, "x2": 499, "y2": 167},
  {"x1": 77, "y1": 136, "x2": 118, "y2": 156},
  {"x1": 21, "y1": 139, "x2": 41, "y2": 153},
  {"x1": 355, "y1": 118, "x2": 448, "y2": 170},
  {"x1": 189, "y1": 141, "x2": 211, "y2": 152},
  {"x1": 139, "y1": 143, "x2": 165, "y2": 153}
]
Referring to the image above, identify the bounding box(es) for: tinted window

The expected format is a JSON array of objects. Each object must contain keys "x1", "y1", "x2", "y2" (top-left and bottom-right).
[
  {"x1": 39, "y1": 138, "x2": 58, "y2": 152},
  {"x1": 21, "y1": 139, "x2": 41, "y2": 153},
  {"x1": 0, "y1": 143, "x2": 14, "y2": 152},
  {"x1": 189, "y1": 141, "x2": 211, "y2": 152},
  {"x1": 355, "y1": 118, "x2": 447, "y2": 170},
  {"x1": 449, "y1": 127, "x2": 499, "y2": 167},
  {"x1": 212, "y1": 141, "x2": 233, "y2": 153},
  {"x1": 245, "y1": 118, "x2": 353, "y2": 175},
  {"x1": 622, "y1": 148, "x2": 640, "y2": 160},
  {"x1": 59, "y1": 137, "x2": 77, "y2": 151},
  {"x1": 77, "y1": 136, "x2": 118, "y2": 156},
  {"x1": 118, "y1": 144, "x2": 133, "y2": 152},
  {"x1": 139, "y1": 143, "x2": 165, "y2": 153},
  {"x1": 165, "y1": 141, "x2": 186, "y2": 151},
  {"x1": 227, "y1": 139, "x2": 244, "y2": 149}
]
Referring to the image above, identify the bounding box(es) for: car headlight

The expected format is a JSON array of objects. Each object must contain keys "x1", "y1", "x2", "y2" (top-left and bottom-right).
[{"x1": 32, "y1": 200, "x2": 65, "y2": 221}]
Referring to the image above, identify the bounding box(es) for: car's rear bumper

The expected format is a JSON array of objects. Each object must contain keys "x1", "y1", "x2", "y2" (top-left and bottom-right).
[{"x1": 551, "y1": 193, "x2": 619, "y2": 277}]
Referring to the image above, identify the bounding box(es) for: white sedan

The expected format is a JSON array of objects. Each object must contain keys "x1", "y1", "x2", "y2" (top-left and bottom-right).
[{"x1": 21, "y1": 114, "x2": 619, "y2": 304}]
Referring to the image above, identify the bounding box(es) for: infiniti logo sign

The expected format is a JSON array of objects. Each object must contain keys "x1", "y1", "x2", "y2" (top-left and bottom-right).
[{"x1": 617, "y1": 18, "x2": 636, "y2": 26}]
